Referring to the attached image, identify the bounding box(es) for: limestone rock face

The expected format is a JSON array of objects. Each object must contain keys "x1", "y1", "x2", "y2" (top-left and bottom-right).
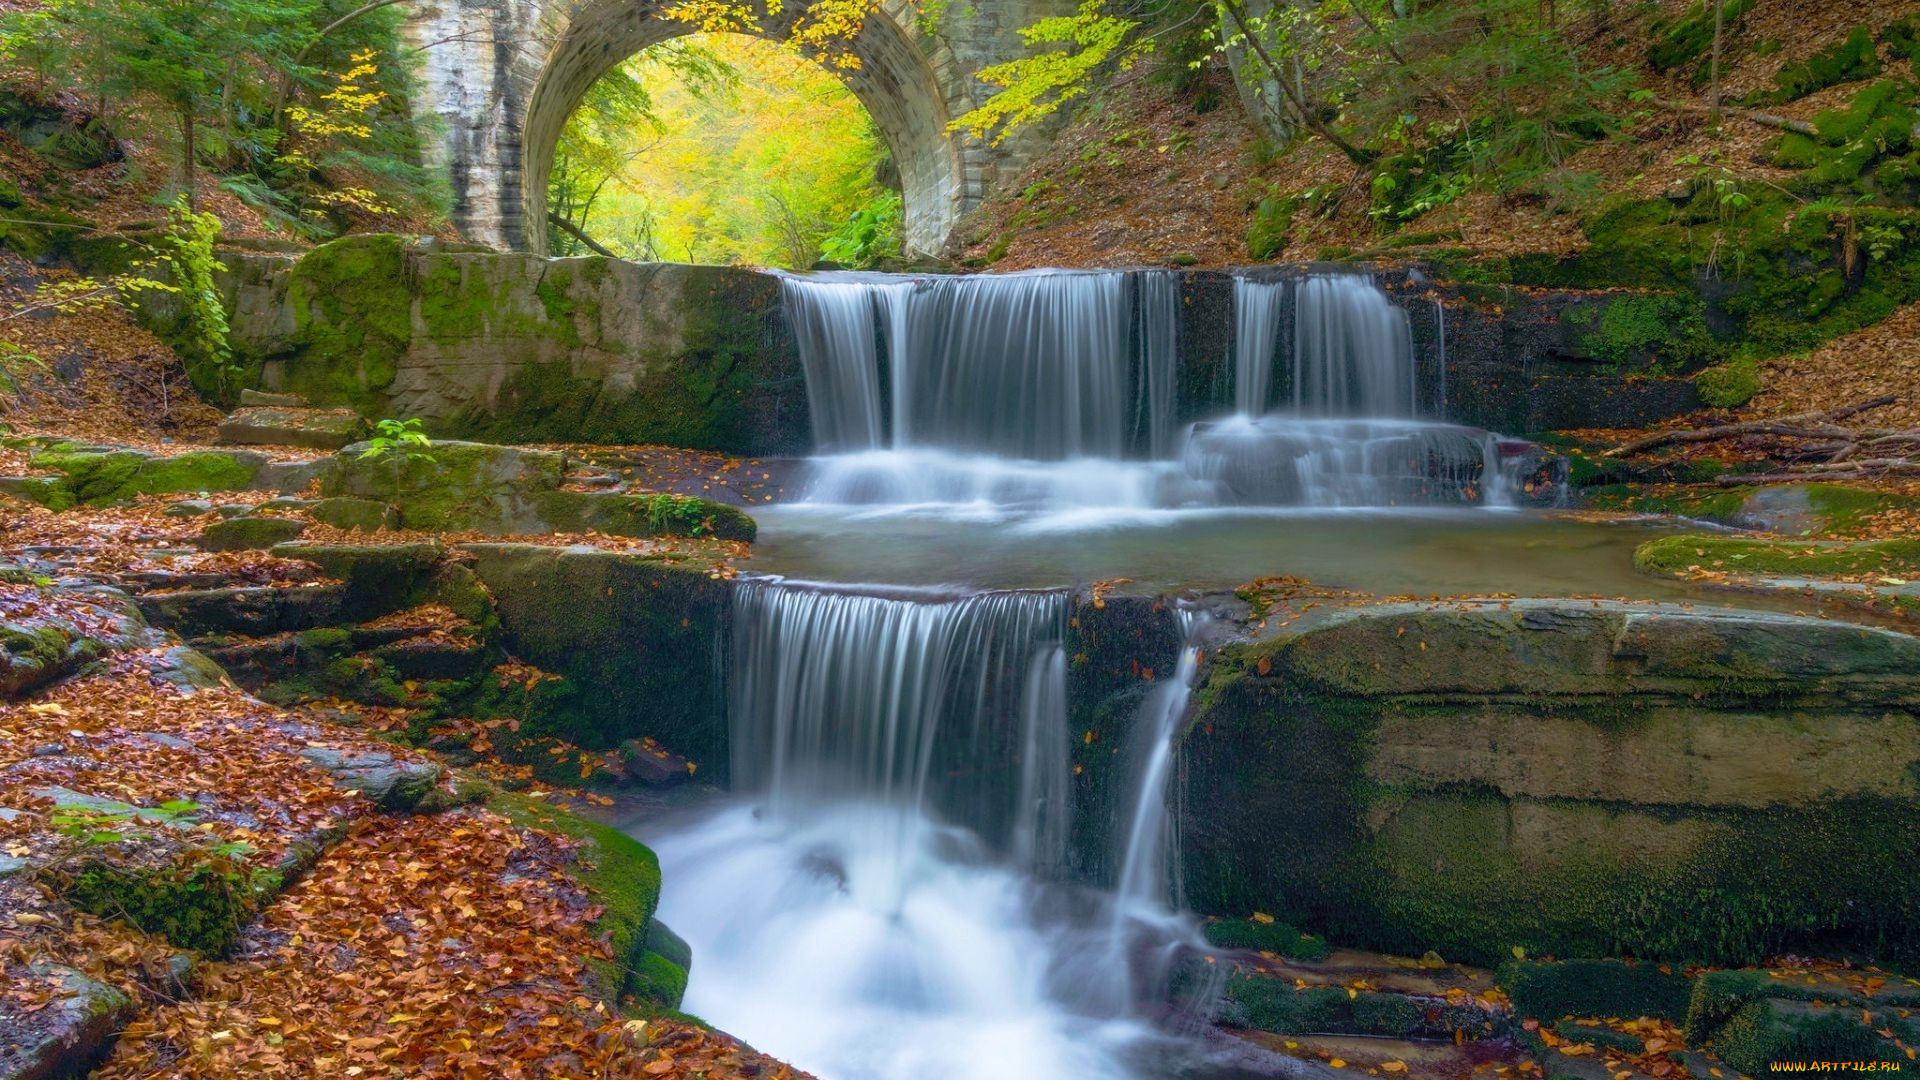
[{"x1": 1181, "y1": 599, "x2": 1920, "y2": 967}]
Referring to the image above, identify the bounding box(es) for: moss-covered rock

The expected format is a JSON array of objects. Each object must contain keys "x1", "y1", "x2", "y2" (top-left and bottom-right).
[
  {"x1": 1203, "y1": 917, "x2": 1331, "y2": 960},
  {"x1": 533, "y1": 490, "x2": 757, "y2": 542},
  {"x1": 199, "y1": 516, "x2": 309, "y2": 552},
  {"x1": 227, "y1": 243, "x2": 812, "y2": 455},
  {"x1": 1502, "y1": 959, "x2": 1693, "y2": 1023},
  {"x1": 322, "y1": 441, "x2": 567, "y2": 533},
  {"x1": 27, "y1": 448, "x2": 263, "y2": 505},
  {"x1": 461, "y1": 544, "x2": 729, "y2": 764},
  {"x1": 485, "y1": 792, "x2": 664, "y2": 1005}
]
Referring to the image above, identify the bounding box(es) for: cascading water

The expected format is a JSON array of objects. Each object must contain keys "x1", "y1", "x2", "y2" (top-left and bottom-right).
[
  {"x1": 781, "y1": 267, "x2": 1540, "y2": 513},
  {"x1": 647, "y1": 581, "x2": 1265, "y2": 1080}
]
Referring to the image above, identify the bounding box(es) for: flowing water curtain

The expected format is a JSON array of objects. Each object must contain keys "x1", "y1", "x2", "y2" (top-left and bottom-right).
[
  {"x1": 728, "y1": 581, "x2": 1074, "y2": 869},
  {"x1": 1291, "y1": 273, "x2": 1418, "y2": 417}
]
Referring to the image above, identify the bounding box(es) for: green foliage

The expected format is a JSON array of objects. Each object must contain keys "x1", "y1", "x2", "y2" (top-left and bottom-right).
[
  {"x1": 1501, "y1": 959, "x2": 1693, "y2": 1022},
  {"x1": 0, "y1": 0, "x2": 446, "y2": 230},
  {"x1": 952, "y1": 0, "x2": 1151, "y2": 146},
  {"x1": 548, "y1": 41, "x2": 736, "y2": 257},
  {"x1": 818, "y1": 189, "x2": 903, "y2": 267},
  {"x1": 1694, "y1": 357, "x2": 1761, "y2": 407},
  {"x1": 1646, "y1": 0, "x2": 1755, "y2": 74},
  {"x1": 358, "y1": 417, "x2": 433, "y2": 462},
  {"x1": 52, "y1": 800, "x2": 264, "y2": 956},
  {"x1": 1746, "y1": 25, "x2": 1882, "y2": 107},
  {"x1": 1203, "y1": 916, "x2": 1330, "y2": 959},
  {"x1": 1246, "y1": 192, "x2": 1296, "y2": 260},
  {"x1": 567, "y1": 34, "x2": 896, "y2": 268}
]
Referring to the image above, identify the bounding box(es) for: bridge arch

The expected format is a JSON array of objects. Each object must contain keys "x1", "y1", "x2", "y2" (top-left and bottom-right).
[{"x1": 405, "y1": 0, "x2": 1067, "y2": 257}]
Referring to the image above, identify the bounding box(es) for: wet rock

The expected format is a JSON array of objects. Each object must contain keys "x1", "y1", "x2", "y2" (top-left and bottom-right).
[
  {"x1": 323, "y1": 441, "x2": 568, "y2": 533},
  {"x1": 1182, "y1": 599, "x2": 1920, "y2": 967},
  {"x1": 0, "y1": 964, "x2": 134, "y2": 1080},
  {"x1": 136, "y1": 584, "x2": 348, "y2": 637},
  {"x1": 199, "y1": 516, "x2": 308, "y2": 552},
  {"x1": 621, "y1": 739, "x2": 694, "y2": 786},
  {"x1": 298, "y1": 748, "x2": 445, "y2": 811}
]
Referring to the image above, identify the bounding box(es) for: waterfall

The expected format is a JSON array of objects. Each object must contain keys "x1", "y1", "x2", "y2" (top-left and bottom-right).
[
  {"x1": 1137, "y1": 271, "x2": 1182, "y2": 459},
  {"x1": 1291, "y1": 273, "x2": 1417, "y2": 417},
  {"x1": 780, "y1": 276, "x2": 891, "y2": 451},
  {"x1": 783, "y1": 270, "x2": 1147, "y2": 461},
  {"x1": 729, "y1": 579, "x2": 1072, "y2": 865},
  {"x1": 651, "y1": 579, "x2": 1238, "y2": 1080},
  {"x1": 1185, "y1": 416, "x2": 1519, "y2": 507},
  {"x1": 1113, "y1": 609, "x2": 1210, "y2": 911},
  {"x1": 1232, "y1": 278, "x2": 1287, "y2": 416},
  {"x1": 783, "y1": 266, "x2": 1542, "y2": 511}
]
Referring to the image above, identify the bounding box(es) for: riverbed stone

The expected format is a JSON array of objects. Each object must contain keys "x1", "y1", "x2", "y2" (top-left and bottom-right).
[
  {"x1": 299, "y1": 748, "x2": 445, "y2": 811},
  {"x1": 1180, "y1": 599, "x2": 1920, "y2": 968}
]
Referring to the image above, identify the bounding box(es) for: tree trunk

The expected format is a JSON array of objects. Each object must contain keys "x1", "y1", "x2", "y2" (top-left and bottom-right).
[
  {"x1": 1708, "y1": 0, "x2": 1725, "y2": 120},
  {"x1": 180, "y1": 108, "x2": 198, "y2": 210},
  {"x1": 1218, "y1": 0, "x2": 1374, "y2": 165}
]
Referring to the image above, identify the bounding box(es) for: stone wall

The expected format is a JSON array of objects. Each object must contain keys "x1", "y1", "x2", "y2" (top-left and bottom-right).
[
  {"x1": 223, "y1": 239, "x2": 1705, "y2": 451},
  {"x1": 223, "y1": 236, "x2": 812, "y2": 456},
  {"x1": 1180, "y1": 599, "x2": 1920, "y2": 967}
]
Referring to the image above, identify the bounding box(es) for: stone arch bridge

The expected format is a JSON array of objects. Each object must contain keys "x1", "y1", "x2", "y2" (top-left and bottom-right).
[{"x1": 404, "y1": 0, "x2": 1077, "y2": 255}]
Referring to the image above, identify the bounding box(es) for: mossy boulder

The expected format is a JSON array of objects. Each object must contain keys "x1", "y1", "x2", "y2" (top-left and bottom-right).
[
  {"x1": 227, "y1": 241, "x2": 811, "y2": 455},
  {"x1": 27, "y1": 447, "x2": 264, "y2": 505},
  {"x1": 462, "y1": 544, "x2": 729, "y2": 764},
  {"x1": 533, "y1": 490, "x2": 757, "y2": 542},
  {"x1": 322, "y1": 442, "x2": 568, "y2": 533},
  {"x1": 1179, "y1": 600, "x2": 1920, "y2": 968}
]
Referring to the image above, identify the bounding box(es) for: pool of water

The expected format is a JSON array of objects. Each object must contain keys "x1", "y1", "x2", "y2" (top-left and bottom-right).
[{"x1": 745, "y1": 504, "x2": 1717, "y2": 600}]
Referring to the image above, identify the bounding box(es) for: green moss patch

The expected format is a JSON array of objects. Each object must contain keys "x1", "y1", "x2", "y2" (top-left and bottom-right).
[
  {"x1": 1204, "y1": 917, "x2": 1332, "y2": 960},
  {"x1": 1502, "y1": 958, "x2": 1692, "y2": 1023},
  {"x1": 27, "y1": 448, "x2": 259, "y2": 506},
  {"x1": 1635, "y1": 535, "x2": 1920, "y2": 579},
  {"x1": 63, "y1": 859, "x2": 250, "y2": 956},
  {"x1": 485, "y1": 792, "x2": 665, "y2": 1007}
]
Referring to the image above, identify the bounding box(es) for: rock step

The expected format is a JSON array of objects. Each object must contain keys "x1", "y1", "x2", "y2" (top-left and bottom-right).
[{"x1": 217, "y1": 405, "x2": 369, "y2": 451}]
